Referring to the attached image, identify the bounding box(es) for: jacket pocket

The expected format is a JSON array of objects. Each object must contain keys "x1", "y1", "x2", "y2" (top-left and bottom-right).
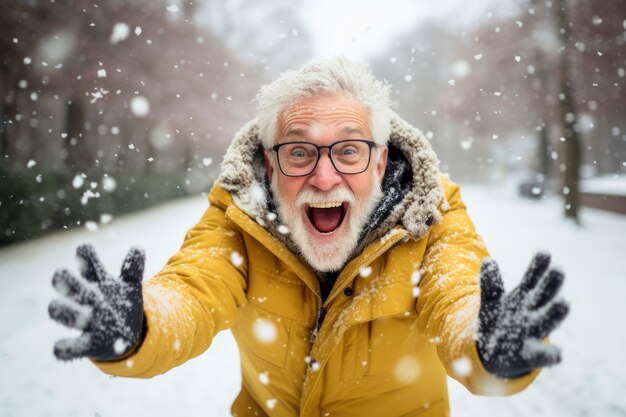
[
  {"x1": 247, "y1": 264, "x2": 311, "y2": 323},
  {"x1": 340, "y1": 281, "x2": 419, "y2": 382},
  {"x1": 339, "y1": 321, "x2": 371, "y2": 381},
  {"x1": 235, "y1": 303, "x2": 292, "y2": 368}
]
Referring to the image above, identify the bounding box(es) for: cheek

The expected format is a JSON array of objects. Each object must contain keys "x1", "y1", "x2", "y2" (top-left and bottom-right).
[
  {"x1": 344, "y1": 175, "x2": 374, "y2": 201},
  {"x1": 276, "y1": 177, "x2": 304, "y2": 204}
]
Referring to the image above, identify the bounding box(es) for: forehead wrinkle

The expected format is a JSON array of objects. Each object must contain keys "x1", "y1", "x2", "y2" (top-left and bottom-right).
[
  {"x1": 278, "y1": 94, "x2": 371, "y2": 142},
  {"x1": 281, "y1": 109, "x2": 369, "y2": 136}
]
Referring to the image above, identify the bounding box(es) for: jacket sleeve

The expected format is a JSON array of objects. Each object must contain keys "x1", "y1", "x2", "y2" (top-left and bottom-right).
[
  {"x1": 416, "y1": 176, "x2": 540, "y2": 395},
  {"x1": 93, "y1": 187, "x2": 248, "y2": 378}
]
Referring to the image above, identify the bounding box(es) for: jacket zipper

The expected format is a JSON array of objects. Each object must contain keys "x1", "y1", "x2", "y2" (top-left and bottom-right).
[{"x1": 309, "y1": 306, "x2": 327, "y2": 343}]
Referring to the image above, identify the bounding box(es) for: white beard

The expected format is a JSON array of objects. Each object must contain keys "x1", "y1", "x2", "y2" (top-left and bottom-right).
[{"x1": 271, "y1": 171, "x2": 383, "y2": 272}]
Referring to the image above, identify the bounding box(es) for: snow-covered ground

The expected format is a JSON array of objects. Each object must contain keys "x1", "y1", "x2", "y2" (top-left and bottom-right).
[{"x1": 1, "y1": 182, "x2": 625, "y2": 417}]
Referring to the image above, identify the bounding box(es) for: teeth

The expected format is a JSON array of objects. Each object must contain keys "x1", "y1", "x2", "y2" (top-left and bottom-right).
[{"x1": 308, "y1": 201, "x2": 343, "y2": 209}]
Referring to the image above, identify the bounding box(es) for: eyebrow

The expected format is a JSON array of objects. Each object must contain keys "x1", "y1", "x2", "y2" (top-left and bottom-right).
[
  {"x1": 341, "y1": 127, "x2": 365, "y2": 136},
  {"x1": 284, "y1": 126, "x2": 366, "y2": 138},
  {"x1": 284, "y1": 128, "x2": 306, "y2": 138}
]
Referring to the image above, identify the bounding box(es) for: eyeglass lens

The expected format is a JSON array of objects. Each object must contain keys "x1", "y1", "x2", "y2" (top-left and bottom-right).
[{"x1": 277, "y1": 140, "x2": 371, "y2": 176}]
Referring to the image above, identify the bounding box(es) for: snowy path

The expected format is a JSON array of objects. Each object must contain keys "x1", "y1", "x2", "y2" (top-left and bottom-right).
[{"x1": 1, "y1": 183, "x2": 625, "y2": 417}]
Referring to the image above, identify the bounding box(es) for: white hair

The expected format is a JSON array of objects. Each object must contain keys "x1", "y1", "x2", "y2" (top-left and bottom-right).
[{"x1": 255, "y1": 57, "x2": 392, "y2": 149}]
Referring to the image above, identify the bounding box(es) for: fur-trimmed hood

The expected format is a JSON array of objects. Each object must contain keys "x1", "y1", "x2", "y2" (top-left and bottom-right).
[{"x1": 218, "y1": 111, "x2": 448, "y2": 261}]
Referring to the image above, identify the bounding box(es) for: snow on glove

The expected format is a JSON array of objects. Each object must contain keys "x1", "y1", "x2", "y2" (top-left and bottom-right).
[
  {"x1": 49, "y1": 243, "x2": 145, "y2": 361},
  {"x1": 476, "y1": 252, "x2": 569, "y2": 379}
]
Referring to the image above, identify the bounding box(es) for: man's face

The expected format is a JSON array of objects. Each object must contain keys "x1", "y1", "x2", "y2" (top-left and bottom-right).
[{"x1": 265, "y1": 94, "x2": 388, "y2": 271}]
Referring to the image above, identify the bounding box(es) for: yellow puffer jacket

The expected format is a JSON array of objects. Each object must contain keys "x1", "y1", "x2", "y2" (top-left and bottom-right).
[{"x1": 95, "y1": 114, "x2": 539, "y2": 416}]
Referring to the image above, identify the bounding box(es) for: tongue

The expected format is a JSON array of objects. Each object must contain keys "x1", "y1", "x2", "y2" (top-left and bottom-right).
[{"x1": 310, "y1": 206, "x2": 343, "y2": 233}]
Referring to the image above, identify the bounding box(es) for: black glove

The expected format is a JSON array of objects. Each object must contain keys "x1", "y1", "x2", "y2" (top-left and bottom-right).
[
  {"x1": 476, "y1": 252, "x2": 569, "y2": 379},
  {"x1": 49, "y1": 243, "x2": 146, "y2": 361}
]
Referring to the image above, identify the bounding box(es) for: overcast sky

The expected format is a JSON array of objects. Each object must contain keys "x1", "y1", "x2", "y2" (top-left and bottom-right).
[{"x1": 300, "y1": 0, "x2": 510, "y2": 60}]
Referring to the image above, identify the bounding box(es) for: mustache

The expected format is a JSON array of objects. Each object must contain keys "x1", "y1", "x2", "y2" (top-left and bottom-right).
[{"x1": 295, "y1": 187, "x2": 356, "y2": 209}]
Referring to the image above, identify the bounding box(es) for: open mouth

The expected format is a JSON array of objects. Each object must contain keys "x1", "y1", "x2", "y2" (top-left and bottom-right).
[{"x1": 305, "y1": 201, "x2": 348, "y2": 235}]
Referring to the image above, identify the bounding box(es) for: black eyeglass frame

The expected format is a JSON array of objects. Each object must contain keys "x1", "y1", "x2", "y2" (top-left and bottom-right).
[{"x1": 271, "y1": 139, "x2": 377, "y2": 177}]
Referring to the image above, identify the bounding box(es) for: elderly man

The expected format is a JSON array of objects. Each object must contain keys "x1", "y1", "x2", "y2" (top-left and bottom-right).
[{"x1": 49, "y1": 57, "x2": 569, "y2": 417}]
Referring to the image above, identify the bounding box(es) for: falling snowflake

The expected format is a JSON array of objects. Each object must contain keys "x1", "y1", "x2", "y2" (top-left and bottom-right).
[
  {"x1": 72, "y1": 174, "x2": 84, "y2": 189},
  {"x1": 230, "y1": 251, "x2": 244, "y2": 267},
  {"x1": 102, "y1": 175, "x2": 117, "y2": 192},
  {"x1": 85, "y1": 221, "x2": 98, "y2": 232},
  {"x1": 460, "y1": 139, "x2": 473, "y2": 150},
  {"x1": 253, "y1": 318, "x2": 278, "y2": 344},
  {"x1": 359, "y1": 266, "x2": 372, "y2": 278},
  {"x1": 80, "y1": 189, "x2": 100, "y2": 205},
  {"x1": 113, "y1": 338, "x2": 128, "y2": 354},
  {"x1": 394, "y1": 355, "x2": 420, "y2": 384},
  {"x1": 452, "y1": 357, "x2": 472, "y2": 377},
  {"x1": 259, "y1": 372, "x2": 270, "y2": 385},
  {"x1": 130, "y1": 96, "x2": 150, "y2": 117},
  {"x1": 110, "y1": 23, "x2": 130, "y2": 44},
  {"x1": 90, "y1": 87, "x2": 109, "y2": 104}
]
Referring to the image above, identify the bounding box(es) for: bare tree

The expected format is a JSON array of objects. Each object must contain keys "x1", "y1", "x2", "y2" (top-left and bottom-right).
[{"x1": 553, "y1": 0, "x2": 582, "y2": 222}]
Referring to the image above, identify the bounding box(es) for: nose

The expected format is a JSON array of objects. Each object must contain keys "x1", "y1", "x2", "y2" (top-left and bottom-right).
[{"x1": 308, "y1": 150, "x2": 342, "y2": 191}]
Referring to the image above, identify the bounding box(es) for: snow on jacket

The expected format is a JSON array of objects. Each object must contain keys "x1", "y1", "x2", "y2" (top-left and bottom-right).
[{"x1": 95, "y1": 112, "x2": 539, "y2": 416}]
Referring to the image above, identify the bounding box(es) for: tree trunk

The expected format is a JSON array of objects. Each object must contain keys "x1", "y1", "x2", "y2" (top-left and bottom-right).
[
  {"x1": 64, "y1": 98, "x2": 88, "y2": 176},
  {"x1": 555, "y1": 0, "x2": 582, "y2": 223},
  {"x1": 539, "y1": 124, "x2": 552, "y2": 181}
]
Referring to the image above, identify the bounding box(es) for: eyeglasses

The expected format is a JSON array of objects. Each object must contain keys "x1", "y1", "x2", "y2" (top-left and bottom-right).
[{"x1": 271, "y1": 139, "x2": 377, "y2": 177}]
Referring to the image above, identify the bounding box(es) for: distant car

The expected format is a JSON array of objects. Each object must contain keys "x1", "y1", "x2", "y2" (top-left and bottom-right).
[{"x1": 518, "y1": 181, "x2": 545, "y2": 199}]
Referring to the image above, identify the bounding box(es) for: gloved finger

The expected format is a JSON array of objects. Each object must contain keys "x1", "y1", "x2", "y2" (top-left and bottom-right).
[
  {"x1": 522, "y1": 339, "x2": 562, "y2": 368},
  {"x1": 53, "y1": 334, "x2": 93, "y2": 361},
  {"x1": 48, "y1": 299, "x2": 93, "y2": 330},
  {"x1": 528, "y1": 268, "x2": 565, "y2": 310},
  {"x1": 480, "y1": 258, "x2": 504, "y2": 306},
  {"x1": 478, "y1": 258, "x2": 505, "y2": 336},
  {"x1": 52, "y1": 268, "x2": 98, "y2": 305},
  {"x1": 120, "y1": 247, "x2": 145, "y2": 284},
  {"x1": 76, "y1": 243, "x2": 108, "y2": 283},
  {"x1": 519, "y1": 251, "x2": 551, "y2": 294},
  {"x1": 529, "y1": 299, "x2": 569, "y2": 339}
]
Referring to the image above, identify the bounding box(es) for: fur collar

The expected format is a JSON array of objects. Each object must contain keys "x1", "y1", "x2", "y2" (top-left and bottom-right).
[{"x1": 218, "y1": 111, "x2": 447, "y2": 261}]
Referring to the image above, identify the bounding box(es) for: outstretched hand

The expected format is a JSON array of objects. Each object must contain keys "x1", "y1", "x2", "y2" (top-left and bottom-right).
[
  {"x1": 49, "y1": 243, "x2": 145, "y2": 361},
  {"x1": 477, "y1": 252, "x2": 569, "y2": 379}
]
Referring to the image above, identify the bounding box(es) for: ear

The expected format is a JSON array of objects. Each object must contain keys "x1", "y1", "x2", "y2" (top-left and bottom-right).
[
  {"x1": 376, "y1": 146, "x2": 388, "y2": 183},
  {"x1": 264, "y1": 150, "x2": 274, "y2": 180}
]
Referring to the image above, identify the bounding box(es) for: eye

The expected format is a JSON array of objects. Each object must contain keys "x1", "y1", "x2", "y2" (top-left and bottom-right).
[{"x1": 291, "y1": 148, "x2": 307, "y2": 158}]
